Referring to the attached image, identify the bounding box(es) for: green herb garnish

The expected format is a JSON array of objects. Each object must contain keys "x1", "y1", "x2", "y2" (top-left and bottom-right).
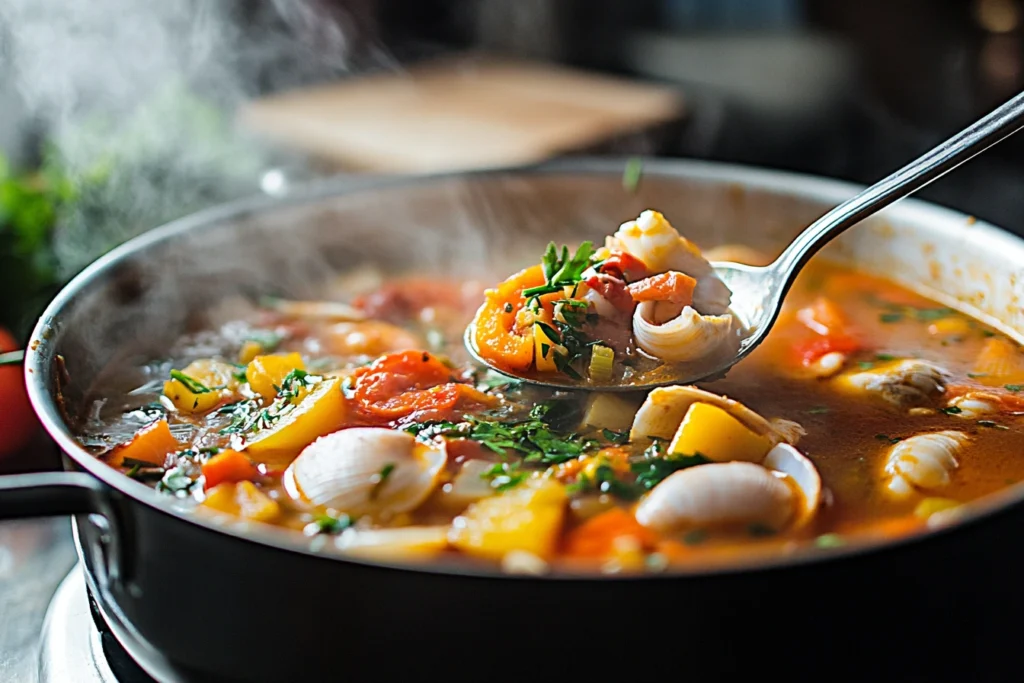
[
  {"x1": 875, "y1": 353, "x2": 897, "y2": 361},
  {"x1": 623, "y1": 157, "x2": 643, "y2": 192},
  {"x1": 977, "y1": 420, "x2": 1009, "y2": 430},
  {"x1": 879, "y1": 312, "x2": 904, "y2": 324},
  {"x1": 522, "y1": 241, "x2": 596, "y2": 305},
  {"x1": 308, "y1": 513, "x2": 353, "y2": 535},
  {"x1": 875, "y1": 433, "x2": 901, "y2": 444},
  {"x1": 482, "y1": 461, "x2": 529, "y2": 492},
  {"x1": 806, "y1": 406, "x2": 830, "y2": 415},
  {"x1": 156, "y1": 465, "x2": 197, "y2": 496},
  {"x1": 1006, "y1": 384, "x2": 1023, "y2": 392},
  {"x1": 568, "y1": 462, "x2": 644, "y2": 500},
  {"x1": 942, "y1": 406, "x2": 963, "y2": 415},
  {"x1": 683, "y1": 529, "x2": 709, "y2": 546},
  {"x1": 631, "y1": 441, "x2": 710, "y2": 490},
  {"x1": 815, "y1": 533, "x2": 844, "y2": 548},
  {"x1": 601, "y1": 428, "x2": 630, "y2": 444},
  {"x1": 368, "y1": 463, "x2": 396, "y2": 499},
  {"x1": 169, "y1": 369, "x2": 212, "y2": 394}
]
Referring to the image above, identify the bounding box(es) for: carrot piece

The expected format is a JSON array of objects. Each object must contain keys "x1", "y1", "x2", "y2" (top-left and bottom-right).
[
  {"x1": 201, "y1": 450, "x2": 259, "y2": 490},
  {"x1": 563, "y1": 508, "x2": 658, "y2": 558},
  {"x1": 109, "y1": 419, "x2": 181, "y2": 468},
  {"x1": 472, "y1": 265, "x2": 546, "y2": 372},
  {"x1": 627, "y1": 271, "x2": 697, "y2": 305}
]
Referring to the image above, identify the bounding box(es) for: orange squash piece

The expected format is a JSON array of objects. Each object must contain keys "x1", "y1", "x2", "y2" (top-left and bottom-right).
[
  {"x1": 108, "y1": 419, "x2": 181, "y2": 468},
  {"x1": 201, "y1": 450, "x2": 259, "y2": 490},
  {"x1": 472, "y1": 265, "x2": 547, "y2": 372},
  {"x1": 563, "y1": 508, "x2": 657, "y2": 559}
]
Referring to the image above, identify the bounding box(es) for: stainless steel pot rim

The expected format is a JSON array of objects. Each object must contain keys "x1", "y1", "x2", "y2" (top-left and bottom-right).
[{"x1": 24, "y1": 156, "x2": 1024, "y2": 581}]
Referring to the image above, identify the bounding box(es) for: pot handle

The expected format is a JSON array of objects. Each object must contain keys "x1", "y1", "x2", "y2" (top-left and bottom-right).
[{"x1": 0, "y1": 471, "x2": 111, "y2": 518}]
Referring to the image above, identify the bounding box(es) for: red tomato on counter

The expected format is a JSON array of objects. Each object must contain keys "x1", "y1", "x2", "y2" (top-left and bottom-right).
[{"x1": 0, "y1": 328, "x2": 40, "y2": 458}]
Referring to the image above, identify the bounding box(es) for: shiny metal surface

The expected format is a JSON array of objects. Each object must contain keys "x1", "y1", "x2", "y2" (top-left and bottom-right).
[
  {"x1": 38, "y1": 564, "x2": 118, "y2": 683},
  {"x1": 465, "y1": 91, "x2": 1024, "y2": 390},
  {"x1": 0, "y1": 519, "x2": 77, "y2": 683}
]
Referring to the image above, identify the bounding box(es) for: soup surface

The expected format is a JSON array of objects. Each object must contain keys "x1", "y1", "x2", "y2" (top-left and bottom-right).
[{"x1": 76, "y1": 218, "x2": 1024, "y2": 575}]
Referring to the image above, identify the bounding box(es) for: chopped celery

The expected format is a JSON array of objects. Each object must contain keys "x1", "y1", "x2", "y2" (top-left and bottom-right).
[{"x1": 588, "y1": 345, "x2": 615, "y2": 382}]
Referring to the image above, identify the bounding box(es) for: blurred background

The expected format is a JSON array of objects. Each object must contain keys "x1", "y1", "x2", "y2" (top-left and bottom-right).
[{"x1": 2, "y1": 0, "x2": 1024, "y2": 470}]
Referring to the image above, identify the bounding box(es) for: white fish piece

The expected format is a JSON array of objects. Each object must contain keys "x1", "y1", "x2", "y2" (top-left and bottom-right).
[
  {"x1": 837, "y1": 359, "x2": 950, "y2": 408},
  {"x1": 286, "y1": 428, "x2": 447, "y2": 519},
  {"x1": 883, "y1": 431, "x2": 969, "y2": 498},
  {"x1": 632, "y1": 303, "x2": 734, "y2": 363},
  {"x1": 606, "y1": 210, "x2": 732, "y2": 315},
  {"x1": 629, "y1": 385, "x2": 805, "y2": 446}
]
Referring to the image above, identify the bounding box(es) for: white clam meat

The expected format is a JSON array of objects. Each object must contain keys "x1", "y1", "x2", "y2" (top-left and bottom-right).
[
  {"x1": 883, "y1": 430, "x2": 968, "y2": 499},
  {"x1": 836, "y1": 359, "x2": 950, "y2": 408},
  {"x1": 286, "y1": 427, "x2": 447, "y2": 518},
  {"x1": 635, "y1": 443, "x2": 821, "y2": 533},
  {"x1": 606, "y1": 210, "x2": 732, "y2": 315},
  {"x1": 632, "y1": 303, "x2": 734, "y2": 363},
  {"x1": 947, "y1": 392, "x2": 999, "y2": 418},
  {"x1": 629, "y1": 385, "x2": 805, "y2": 446}
]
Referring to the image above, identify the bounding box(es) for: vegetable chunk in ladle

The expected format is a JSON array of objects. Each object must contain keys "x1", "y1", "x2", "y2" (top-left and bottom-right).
[{"x1": 465, "y1": 90, "x2": 1024, "y2": 391}]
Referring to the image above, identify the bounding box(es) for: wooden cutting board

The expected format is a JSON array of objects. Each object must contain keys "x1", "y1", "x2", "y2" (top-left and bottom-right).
[{"x1": 239, "y1": 54, "x2": 685, "y2": 173}]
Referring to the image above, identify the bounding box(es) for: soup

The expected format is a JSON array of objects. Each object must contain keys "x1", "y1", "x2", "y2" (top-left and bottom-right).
[{"x1": 75, "y1": 210, "x2": 1024, "y2": 574}]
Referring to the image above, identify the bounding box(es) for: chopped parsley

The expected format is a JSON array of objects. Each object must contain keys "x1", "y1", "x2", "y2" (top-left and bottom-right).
[
  {"x1": 966, "y1": 372, "x2": 988, "y2": 379},
  {"x1": 244, "y1": 329, "x2": 283, "y2": 352},
  {"x1": 631, "y1": 441, "x2": 710, "y2": 490},
  {"x1": 879, "y1": 312, "x2": 904, "y2": 324},
  {"x1": 306, "y1": 513, "x2": 353, "y2": 536},
  {"x1": 368, "y1": 463, "x2": 396, "y2": 499},
  {"x1": 623, "y1": 157, "x2": 643, "y2": 192},
  {"x1": 404, "y1": 401, "x2": 597, "y2": 464},
  {"x1": 1006, "y1": 384, "x2": 1023, "y2": 392},
  {"x1": 875, "y1": 433, "x2": 902, "y2": 444},
  {"x1": 806, "y1": 406, "x2": 830, "y2": 415},
  {"x1": 875, "y1": 353, "x2": 897, "y2": 361},
  {"x1": 601, "y1": 428, "x2": 630, "y2": 443},
  {"x1": 857, "y1": 361, "x2": 874, "y2": 370},
  {"x1": 815, "y1": 533, "x2": 844, "y2": 548},
  {"x1": 169, "y1": 369, "x2": 212, "y2": 394},
  {"x1": 482, "y1": 461, "x2": 528, "y2": 491},
  {"x1": 156, "y1": 465, "x2": 198, "y2": 496},
  {"x1": 567, "y1": 461, "x2": 644, "y2": 500},
  {"x1": 977, "y1": 420, "x2": 1010, "y2": 430},
  {"x1": 218, "y1": 371, "x2": 323, "y2": 437},
  {"x1": 942, "y1": 406, "x2": 963, "y2": 415},
  {"x1": 522, "y1": 241, "x2": 596, "y2": 306}
]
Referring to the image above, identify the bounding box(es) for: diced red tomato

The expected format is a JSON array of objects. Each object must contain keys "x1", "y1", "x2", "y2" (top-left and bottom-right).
[
  {"x1": 0, "y1": 328, "x2": 39, "y2": 459},
  {"x1": 627, "y1": 271, "x2": 697, "y2": 305},
  {"x1": 351, "y1": 350, "x2": 496, "y2": 423},
  {"x1": 794, "y1": 334, "x2": 861, "y2": 366},
  {"x1": 584, "y1": 273, "x2": 636, "y2": 315},
  {"x1": 597, "y1": 252, "x2": 648, "y2": 283}
]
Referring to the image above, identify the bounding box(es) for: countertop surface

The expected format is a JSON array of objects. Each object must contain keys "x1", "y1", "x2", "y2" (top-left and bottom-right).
[{"x1": 0, "y1": 518, "x2": 78, "y2": 683}]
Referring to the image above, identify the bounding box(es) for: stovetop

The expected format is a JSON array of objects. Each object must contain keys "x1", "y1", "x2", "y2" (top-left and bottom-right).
[{"x1": 0, "y1": 518, "x2": 157, "y2": 683}]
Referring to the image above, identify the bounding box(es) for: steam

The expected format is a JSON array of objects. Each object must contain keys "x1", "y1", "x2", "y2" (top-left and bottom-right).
[{"x1": 0, "y1": 0, "x2": 384, "y2": 279}]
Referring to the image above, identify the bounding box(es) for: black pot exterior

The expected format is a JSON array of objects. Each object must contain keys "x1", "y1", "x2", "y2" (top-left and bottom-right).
[
  {"x1": 14, "y1": 159, "x2": 1024, "y2": 682},
  {"x1": 71, "y1": 476, "x2": 1021, "y2": 683}
]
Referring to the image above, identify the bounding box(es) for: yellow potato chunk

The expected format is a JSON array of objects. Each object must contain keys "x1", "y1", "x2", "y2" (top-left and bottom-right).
[
  {"x1": 243, "y1": 376, "x2": 347, "y2": 457},
  {"x1": 162, "y1": 359, "x2": 239, "y2": 414},
  {"x1": 202, "y1": 481, "x2": 281, "y2": 523},
  {"x1": 246, "y1": 352, "x2": 305, "y2": 400},
  {"x1": 533, "y1": 323, "x2": 563, "y2": 372},
  {"x1": 914, "y1": 497, "x2": 960, "y2": 519},
  {"x1": 337, "y1": 526, "x2": 450, "y2": 561},
  {"x1": 448, "y1": 478, "x2": 567, "y2": 561},
  {"x1": 668, "y1": 401, "x2": 773, "y2": 463}
]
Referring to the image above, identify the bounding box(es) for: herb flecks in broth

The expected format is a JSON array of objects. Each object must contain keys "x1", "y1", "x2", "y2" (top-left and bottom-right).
[{"x1": 79, "y1": 235, "x2": 1024, "y2": 575}]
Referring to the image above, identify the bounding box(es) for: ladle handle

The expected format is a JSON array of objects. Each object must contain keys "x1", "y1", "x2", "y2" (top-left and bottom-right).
[{"x1": 772, "y1": 89, "x2": 1024, "y2": 281}]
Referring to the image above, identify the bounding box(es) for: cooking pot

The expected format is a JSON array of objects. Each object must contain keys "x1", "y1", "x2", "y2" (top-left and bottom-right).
[{"x1": 2, "y1": 158, "x2": 1023, "y2": 683}]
